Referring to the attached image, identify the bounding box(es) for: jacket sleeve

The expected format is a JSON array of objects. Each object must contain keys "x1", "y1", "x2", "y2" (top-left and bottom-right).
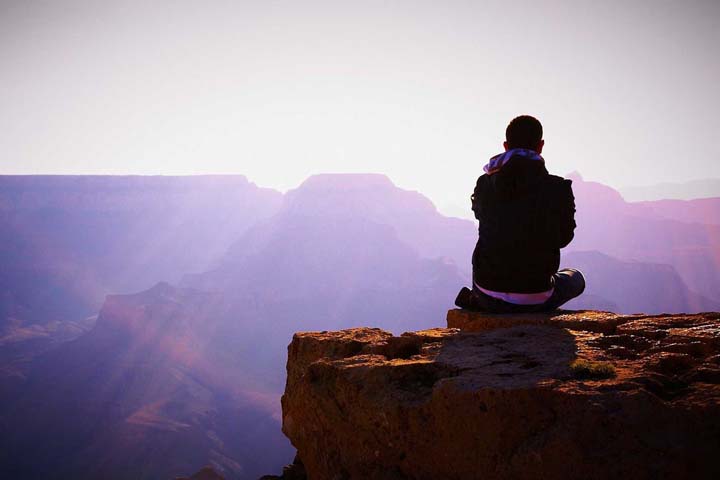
[
  {"x1": 554, "y1": 179, "x2": 576, "y2": 248},
  {"x1": 471, "y1": 176, "x2": 484, "y2": 221}
]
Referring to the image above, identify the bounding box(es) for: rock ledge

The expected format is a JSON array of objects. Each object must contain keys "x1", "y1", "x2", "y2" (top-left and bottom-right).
[{"x1": 281, "y1": 310, "x2": 720, "y2": 479}]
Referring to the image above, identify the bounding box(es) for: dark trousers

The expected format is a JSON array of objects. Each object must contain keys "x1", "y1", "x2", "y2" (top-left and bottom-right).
[{"x1": 455, "y1": 269, "x2": 586, "y2": 313}]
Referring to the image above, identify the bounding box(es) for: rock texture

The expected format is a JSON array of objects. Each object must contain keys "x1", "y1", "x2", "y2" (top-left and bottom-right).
[{"x1": 281, "y1": 310, "x2": 720, "y2": 479}]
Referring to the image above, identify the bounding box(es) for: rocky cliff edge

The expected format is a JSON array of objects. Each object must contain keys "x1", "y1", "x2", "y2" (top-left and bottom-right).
[{"x1": 280, "y1": 309, "x2": 720, "y2": 479}]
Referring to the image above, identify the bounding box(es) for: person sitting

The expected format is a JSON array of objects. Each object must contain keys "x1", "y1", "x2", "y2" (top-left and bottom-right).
[{"x1": 455, "y1": 115, "x2": 585, "y2": 313}]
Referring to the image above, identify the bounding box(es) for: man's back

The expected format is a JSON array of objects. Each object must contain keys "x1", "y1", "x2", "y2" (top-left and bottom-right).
[
  {"x1": 455, "y1": 115, "x2": 585, "y2": 313},
  {"x1": 471, "y1": 154, "x2": 576, "y2": 294}
]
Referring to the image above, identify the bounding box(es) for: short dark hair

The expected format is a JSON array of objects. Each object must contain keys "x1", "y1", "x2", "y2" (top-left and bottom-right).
[{"x1": 505, "y1": 115, "x2": 543, "y2": 150}]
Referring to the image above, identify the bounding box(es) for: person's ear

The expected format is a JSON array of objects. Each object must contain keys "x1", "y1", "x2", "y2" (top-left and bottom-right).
[
  {"x1": 536, "y1": 139, "x2": 545, "y2": 154},
  {"x1": 503, "y1": 141, "x2": 509, "y2": 151}
]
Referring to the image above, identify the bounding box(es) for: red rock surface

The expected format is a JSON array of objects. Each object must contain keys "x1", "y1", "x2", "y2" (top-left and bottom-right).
[{"x1": 281, "y1": 310, "x2": 720, "y2": 479}]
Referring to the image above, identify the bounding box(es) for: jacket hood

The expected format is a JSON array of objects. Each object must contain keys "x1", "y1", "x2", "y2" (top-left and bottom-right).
[{"x1": 489, "y1": 155, "x2": 549, "y2": 199}]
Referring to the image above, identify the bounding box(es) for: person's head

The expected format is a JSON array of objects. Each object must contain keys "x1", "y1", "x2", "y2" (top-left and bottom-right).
[{"x1": 504, "y1": 115, "x2": 544, "y2": 153}]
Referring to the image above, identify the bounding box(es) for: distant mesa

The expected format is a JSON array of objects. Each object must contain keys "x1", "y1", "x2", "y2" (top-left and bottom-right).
[
  {"x1": 562, "y1": 250, "x2": 720, "y2": 314},
  {"x1": 0, "y1": 174, "x2": 283, "y2": 327},
  {"x1": 620, "y1": 178, "x2": 720, "y2": 202},
  {"x1": 567, "y1": 175, "x2": 720, "y2": 303},
  {"x1": 282, "y1": 172, "x2": 440, "y2": 219},
  {"x1": 176, "y1": 466, "x2": 226, "y2": 480},
  {"x1": 631, "y1": 197, "x2": 720, "y2": 226},
  {"x1": 295, "y1": 172, "x2": 396, "y2": 190}
]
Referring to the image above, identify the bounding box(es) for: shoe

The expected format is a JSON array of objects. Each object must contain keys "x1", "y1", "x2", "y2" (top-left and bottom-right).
[{"x1": 454, "y1": 287, "x2": 474, "y2": 309}]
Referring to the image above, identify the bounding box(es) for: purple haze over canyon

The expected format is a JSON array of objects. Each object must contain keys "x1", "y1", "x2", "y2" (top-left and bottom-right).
[{"x1": 1, "y1": 173, "x2": 719, "y2": 479}]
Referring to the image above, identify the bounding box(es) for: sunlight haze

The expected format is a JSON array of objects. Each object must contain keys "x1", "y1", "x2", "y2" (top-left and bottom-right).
[{"x1": 2, "y1": 0, "x2": 719, "y2": 216}]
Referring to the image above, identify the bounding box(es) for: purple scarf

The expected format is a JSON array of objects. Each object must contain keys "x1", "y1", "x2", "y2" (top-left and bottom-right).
[{"x1": 483, "y1": 148, "x2": 544, "y2": 175}]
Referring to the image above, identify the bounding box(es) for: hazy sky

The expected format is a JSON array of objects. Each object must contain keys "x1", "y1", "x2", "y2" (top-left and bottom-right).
[{"x1": 2, "y1": 0, "x2": 719, "y2": 215}]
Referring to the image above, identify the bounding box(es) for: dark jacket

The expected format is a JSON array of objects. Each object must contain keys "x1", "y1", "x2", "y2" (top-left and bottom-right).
[{"x1": 471, "y1": 155, "x2": 576, "y2": 293}]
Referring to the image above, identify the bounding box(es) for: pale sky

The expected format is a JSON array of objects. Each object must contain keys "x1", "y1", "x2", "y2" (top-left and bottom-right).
[{"x1": 1, "y1": 0, "x2": 719, "y2": 216}]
